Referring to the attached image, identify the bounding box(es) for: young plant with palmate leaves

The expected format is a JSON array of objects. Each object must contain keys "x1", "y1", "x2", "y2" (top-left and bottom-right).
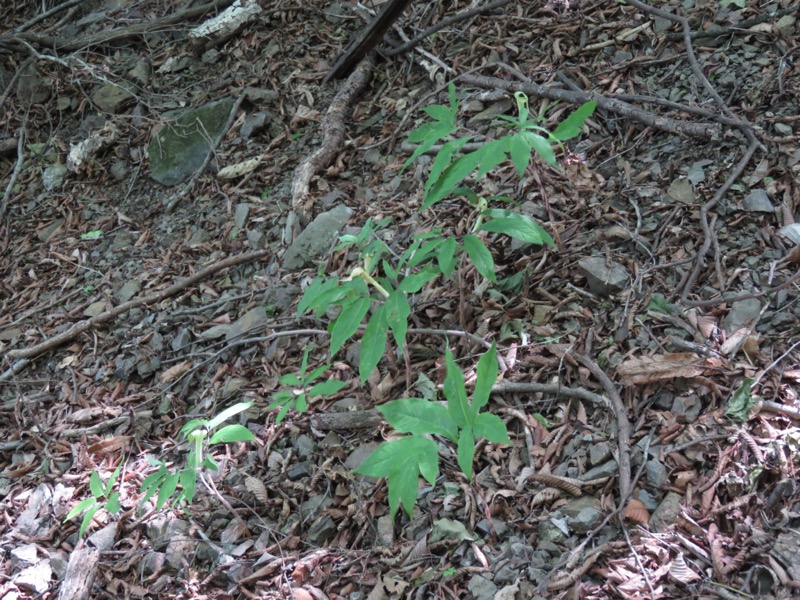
[
  {"x1": 298, "y1": 84, "x2": 594, "y2": 382},
  {"x1": 355, "y1": 342, "x2": 510, "y2": 518}
]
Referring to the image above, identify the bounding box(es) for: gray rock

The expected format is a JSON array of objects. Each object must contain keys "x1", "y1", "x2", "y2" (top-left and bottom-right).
[
  {"x1": 226, "y1": 306, "x2": 267, "y2": 341},
  {"x1": 171, "y1": 328, "x2": 192, "y2": 352},
  {"x1": 307, "y1": 515, "x2": 337, "y2": 545},
  {"x1": 110, "y1": 159, "x2": 129, "y2": 181},
  {"x1": 580, "y1": 459, "x2": 619, "y2": 480},
  {"x1": 667, "y1": 177, "x2": 695, "y2": 203},
  {"x1": 345, "y1": 442, "x2": 381, "y2": 471},
  {"x1": 282, "y1": 205, "x2": 353, "y2": 270},
  {"x1": 742, "y1": 189, "x2": 773, "y2": 213},
  {"x1": 38, "y1": 218, "x2": 65, "y2": 242},
  {"x1": 234, "y1": 203, "x2": 250, "y2": 228},
  {"x1": 240, "y1": 112, "x2": 268, "y2": 139},
  {"x1": 467, "y1": 575, "x2": 498, "y2": 600},
  {"x1": 17, "y1": 65, "x2": 51, "y2": 106},
  {"x1": 293, "y1": 434, "x2": 315, "y2": 459},
  {"x1": 149, "y1": 98, "x2": 236, "y2": 186},
  {"x1": 263, "y1": 283, "x2": 300, "y2": 315},
  {"x1": 92, "y1": 83, "x2": 135, "y2": 113},
  {"x1": 538, "y1": 518, "x2": 568, "y2": 543},
  {"x1": 244, "y1": 87, "x2": 280, "y2": 104},
  {"x1": 577, "y1": 257, "x2": 629, "y2": 296},
  {"x1": 560, "y1": 496, "x2": 603, "y2": 532},
  {"x1": 588, "y1": 442, "x2": 611, "y2": 465},
  {"x1": 116, "y1": 279, "x2": 141, "y2": 303},
  {"x1": 649, "y1": 491, "x2": 682, "y2": 532},
  {"x1": 127, "y1": 59, "x2": 152, "y2": 86},
  {"x1": 287, "y1": 460, "x2": 313, "y2": 480},
  {"x1": 42, "y1": 163, "x2": 68, "y2": 190},
  {"x1": 645, "y1": 459, "x2": 669, "y2": 488},
  {"x1": 722, "y1": 298, "x2": 762, "y2": 332},
  {"x1": 376, "y1": 516, "x2": 394, "y2": 546}
]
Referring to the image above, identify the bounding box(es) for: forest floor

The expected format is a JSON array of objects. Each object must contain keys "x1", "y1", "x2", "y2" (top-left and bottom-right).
[{"x1": 1, "y1": 0, "x2": 800, "y2": 598}]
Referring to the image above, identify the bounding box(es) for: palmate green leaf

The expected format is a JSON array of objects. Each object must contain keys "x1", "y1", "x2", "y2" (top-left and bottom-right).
[
  {"x1": 509, "y1": 132, "x2": 532, "y2": 177},
  {"x1": 402, "y1": 122, "x2": 454, "y2": 172},
  {"x1": 89, "y1": 470, "x2": 104, "y2": 499},
  {"x1": 66, "y1": 497, "x2": 98, "y2": 522},
  {"x1": 425, "y1": 137, "x2": 471, "y2": 196},
  {"x1": 297, "y1": 277, "x2": 340, "y2": 315},
  {"x1": 472, "y1": 343, "x2": 498, "y2": 414},
  {"x1": 105, "y1": 492, "x2": 121, "y2": 514},
  {"x1": 206, "y1": 401, "x2": 253, "y2": 431},
  {"x1": 305, "y1": 362, "x2": 330, "y2": 383},
  {"x1": 422, "y1": 104, "x2": 456, "y2": 124},
  {"x1": 329, "y1": 291, "x2": 371, "y2": 356},
  {"x1": 520, "y1": 131, "x2": 557, "y2": 167},
  {"x1": 474, "y1": 137, "x2": 511, "y2": 180},
  {"x1": 398, "y1": 269, "x2": 439, "y2": 294},
  {"x1": 359, "y1": 306, "x2": 388, "y2": 383},
  {"x1": 405, "y1": 238, "x2": 443, "y2": 269},
  {"x1": 179, "y1": 418, "x2": 207, "y2": 438},
  {"x1": 551, "y1": 100, "x2": 597, "y2": 142},
  {"x1": 308, "y1": 379, "x2": 347, "y2": 397},
  {"x1": 438, "y1": 237, "x2": 458, "y2": 276},
  {"x1": 274, "y1": 400, "x2": 293, "y2": 424},
  {"x1": 156, "y1": 472, "x2": 180, "y2": 510},
  {"x1": 379, "y1": 398, "x2": 458, "y2": 440},
  {"x1": 457, "y1": 426, "x2": 475, "y2": 479},
  {"x1": 474, "y1": 412, "x2": 511, "y2": 444},
  {"x1": 355, "y1": 435, "x2": 440, "y2": 518},
  {"x1": 106, "y1": 464, "x2": 123, "y2": 494},
  {"x1": 444, "y1": 346, "x2": 470, "y2": 428},
  {"x1": 295, "y1": 394, "x2": 307, "y2": 413},
  {"x1": 462, "y1": 234, "x2": 496, "y2": 282},
  {"x1": 423, "y1": 143, "x2": 484, "y2": 210},
  {"x1": 209, "y1": 424, "x2": 257, "y2": 444},
  {"x1": 180, "y1": 468, "x2": 196, "y2": 504},
  {"x1": 384, "y1": 290, "x2": 410, "y2": 349},
  {"x1": 80, "y1": 504, "x2": 101, "y2": 538},
  {"x1": 478, "y1": 209, "x2": 555, "y2": 247}
]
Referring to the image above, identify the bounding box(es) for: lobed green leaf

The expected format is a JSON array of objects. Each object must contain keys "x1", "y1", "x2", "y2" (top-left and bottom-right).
[
  {"x1": 462, "y1": 234, "x2": 496, "y2": 282},
  {"x1": 472, "y1": 342, "x2": 498, "y2": 414},
  {"x1": 457, "y1": 426, "x2": 475, "y2": 479},
  {"x1": 209, "y1": 424, "x2": 257, "y2": 444},
  {"x1": 444, "y1": 346, "x2": 470, "y2": 427},
  {"x1": 379, "y1": 398, "x2": 458, "y2": 440},
  {"x1": 308, "y1": 379, "x2": 347, "y2": 397},
  {"x1": 474, "y1": 412, "x2": 511, "y2": 444},
  {"x1": 359, "y1": 308, "x2": 388, "y2": 383},
  {"x1": 551, "y1": 100, "x2": 597, "y2": 142}
]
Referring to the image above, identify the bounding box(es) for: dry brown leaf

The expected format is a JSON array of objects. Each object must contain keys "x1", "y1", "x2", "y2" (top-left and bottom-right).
[
  {"x1": 531, "y1": 473, "x2": 583, "y2": 496},
  {"x1": 87, "y1": 436, "x2": 131, "y2": 456},
  {"x1": 623, "y1": 498, "x2": 650, "y2": 525},
  {"x1": 245, "y1": 476, "x2": 268, "y2": 504},
  {"x1": 160, "y1": 360, "x2": 192, "y2": 383},
  {"x1": 616, "y1": 353, "x2": 729, "y2": 385}
]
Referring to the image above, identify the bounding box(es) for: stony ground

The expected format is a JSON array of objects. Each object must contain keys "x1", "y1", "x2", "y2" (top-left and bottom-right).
[{"x1": 1, "y1": 0, "x2": 800, "y2": 598}]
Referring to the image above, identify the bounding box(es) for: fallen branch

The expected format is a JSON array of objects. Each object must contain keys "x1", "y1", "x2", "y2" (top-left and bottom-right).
[
  {"x1": 5, "y1": 249, "x2": 270, "y2": 361},
  {"x1": 0, "y1": 0, "x2": 234, "y2": 52},
  {"x1": 292, "y1": 57, "x2": 374, "y2": 208},
  {"x1": 458, "y1": 73, "x2": 721, "y2": 138}
]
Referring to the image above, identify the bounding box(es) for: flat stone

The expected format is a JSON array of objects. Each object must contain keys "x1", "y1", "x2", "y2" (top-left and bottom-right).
[
  {"x1": 577, "y1": 257, "x2": 629, "y2": 296},
  {"x1": 742, "y1": 189, "x2": 773, "y2": 213},
  {"x1": 149, "y1": 98, "x2": 236, "y2": 186},
  {"x1": 282, "y1": 205, "x2": 353, "y2": 270},
  {"x1": 226, "y1": 306, "x2": 267, "y2": 341},
  {"x1": 92, "y1": 83, "x2": 135, "y2": 113}
]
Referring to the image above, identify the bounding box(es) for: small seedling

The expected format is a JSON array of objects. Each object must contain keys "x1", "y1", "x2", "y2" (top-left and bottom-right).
[
  {"x1": 65, "y1": 464, "x2": 123, "y2": 537},
  {"x1": 140, "y1": 401, "x2": 257, "y2": 509},
  {"x1": 268, "y1": 347, "x2": 347, "y2": 423}
]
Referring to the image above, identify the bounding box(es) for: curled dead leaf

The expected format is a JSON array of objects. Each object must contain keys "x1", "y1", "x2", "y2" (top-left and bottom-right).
[{"x1": 623, "y1": 498, "x2": 650, "y2": 526}]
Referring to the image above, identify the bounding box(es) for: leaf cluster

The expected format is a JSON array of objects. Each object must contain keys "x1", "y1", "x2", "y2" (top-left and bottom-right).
[
  {"x1": 268, "y1": 347, "x2": 347, "y2": 423},
  {"x1": 355, "y1": 343, "x2": 510, "y2": 518}
]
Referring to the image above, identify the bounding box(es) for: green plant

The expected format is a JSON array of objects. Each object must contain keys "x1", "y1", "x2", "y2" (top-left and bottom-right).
[
  {"x1": 140, "y1": 401, "x2": 257, "y2": 509},
  {"x1": 354, "y1": 343, "x2": 510, "y2": 518},
  {"x1": 403, "y1": 83, "x2": 596, "y2": 210},
  {"x1": 65, "y1": 464, "x2": 123, "y2": 537},
  {"x1": 298, "y1": 85, "x2": 594, "y2": 382},
  {"x1": 268, "y1": 346, "x2": 347, "y2": 423}
]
